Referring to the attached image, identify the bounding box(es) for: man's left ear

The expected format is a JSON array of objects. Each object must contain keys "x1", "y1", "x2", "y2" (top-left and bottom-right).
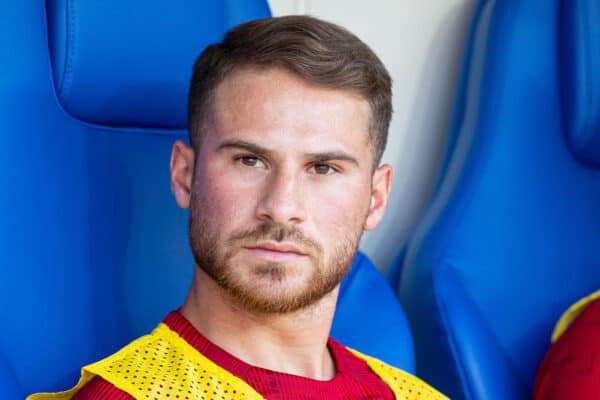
[{"x1": 364, "y1": 164, "x2": 392, "y2": 231}]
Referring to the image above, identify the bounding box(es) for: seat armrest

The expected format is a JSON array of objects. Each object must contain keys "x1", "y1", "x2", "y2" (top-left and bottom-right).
[{"x1": 332, "y1": 253, "x2": 415, "y2": 373}]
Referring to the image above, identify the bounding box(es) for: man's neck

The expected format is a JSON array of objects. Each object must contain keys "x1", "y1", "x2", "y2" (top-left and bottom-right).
[{"x1": 180, "y1": 268, "x2": 339, "y2": 381}]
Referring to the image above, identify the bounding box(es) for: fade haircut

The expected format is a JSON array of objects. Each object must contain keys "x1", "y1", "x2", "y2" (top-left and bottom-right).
[{"x1": 187, "y1": 15, "x2": 392, "y2": 166}]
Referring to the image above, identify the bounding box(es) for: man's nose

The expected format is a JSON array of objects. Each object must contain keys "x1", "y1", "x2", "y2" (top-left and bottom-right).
[{"x1": 255, "y1": 167, "x2": 306, "y2": 225}]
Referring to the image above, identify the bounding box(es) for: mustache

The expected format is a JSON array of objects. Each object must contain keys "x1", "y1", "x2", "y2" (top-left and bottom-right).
[{"x1": 227, "y1": 222, "x2": 322, "y2": 255}]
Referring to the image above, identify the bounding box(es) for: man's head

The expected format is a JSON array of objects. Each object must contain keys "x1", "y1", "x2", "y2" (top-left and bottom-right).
[
  {"x1": 171, "y1": 15, "x2": 393, "y2": 316},
  {"x1": 187, "y1": 15, "x2": 392, "y2": 168}
]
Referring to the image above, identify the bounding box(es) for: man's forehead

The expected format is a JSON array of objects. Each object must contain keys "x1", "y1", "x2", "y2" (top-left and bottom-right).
[
  {"x1": 216, "y1": 67, "x2": 367, "y2": 113},
  {"x1": 210, "y1": 67, "x2": 371, "y2": 146}
]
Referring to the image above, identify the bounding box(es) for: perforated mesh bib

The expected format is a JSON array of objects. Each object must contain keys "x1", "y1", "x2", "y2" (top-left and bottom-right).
[{"x1": 27, "y1": 323, "x2": 447, "y2": 400}]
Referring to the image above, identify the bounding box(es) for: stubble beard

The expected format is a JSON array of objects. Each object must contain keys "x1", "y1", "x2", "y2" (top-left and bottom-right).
[{"x1": 188, "y1": 193, "x2": 363, "y2": 315}]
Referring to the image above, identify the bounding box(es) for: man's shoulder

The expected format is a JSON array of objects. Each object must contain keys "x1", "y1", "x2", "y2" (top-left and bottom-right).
[
  {"x1": 347, "y1": 347, "x2": 449, "y2": 400},
  {"x1": 81, "y1": 322, "x2": 263, "y2": 400},
  {"x1": 28, "y1": 321, "x2": 252, "y2": 400}
]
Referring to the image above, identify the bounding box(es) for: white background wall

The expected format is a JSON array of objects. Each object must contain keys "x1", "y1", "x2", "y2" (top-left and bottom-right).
[{"x1": 268, "y1": 0, "x2": 476, "y2": 273}]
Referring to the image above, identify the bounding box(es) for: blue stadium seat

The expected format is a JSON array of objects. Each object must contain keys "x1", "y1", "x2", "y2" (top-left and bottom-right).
[
  {"x1": 387, "y1": 0, "x2": 486, "y2": 288},
  {"x1": 0, "y1": 1, "x2": 413, "y2": 398},
  {"x1": 397, "y1": 0, "x2": 600, "y2": 399}
]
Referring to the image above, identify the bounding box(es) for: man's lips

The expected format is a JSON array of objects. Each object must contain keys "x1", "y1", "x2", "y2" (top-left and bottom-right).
[{"x1": 243, "y1": 241, "x2": 308, "y2": 261}]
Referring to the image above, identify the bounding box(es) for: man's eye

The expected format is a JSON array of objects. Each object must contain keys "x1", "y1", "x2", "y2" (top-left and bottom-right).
[
  {"x1": 237, "y1": 156, "x2": 264, "y2": 168},
  {"x1": 312, "y1": 163, "x2": 336, "y2": 175}
]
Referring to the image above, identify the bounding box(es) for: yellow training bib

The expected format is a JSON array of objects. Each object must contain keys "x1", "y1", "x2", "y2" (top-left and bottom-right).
[{"x1": 28, "y1": 323, "x2": 448, "y2": 400}]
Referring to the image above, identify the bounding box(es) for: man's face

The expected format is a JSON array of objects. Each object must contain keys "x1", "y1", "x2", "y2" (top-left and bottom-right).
[{"x1": 177, "y1": 67, "x2": 391, "y2": 315}]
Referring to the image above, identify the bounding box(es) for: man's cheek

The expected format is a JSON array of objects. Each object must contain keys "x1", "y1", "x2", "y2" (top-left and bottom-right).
[
  {"x1": 202, "y1": 181, "x2": 244, "y2": 217},
  {"x1": 318, "y1": 194, "x2": 365, "y2": 226}
]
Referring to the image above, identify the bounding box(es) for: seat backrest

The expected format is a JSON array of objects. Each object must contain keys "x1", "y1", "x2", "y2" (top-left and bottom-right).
[
  {"x1": 398, "y1": 0, "x2": 600, "y2": 398},
  {"x1": 0, "y1": 1, "x2": 413, "y2": 397},
  {"x1": 387, "y1": 0, "x2": 489, "y2": 287}
]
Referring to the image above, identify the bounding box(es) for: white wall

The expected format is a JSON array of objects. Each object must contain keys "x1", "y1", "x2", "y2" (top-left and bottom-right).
[{"x1": 268, "y1": 0, "x2": 476, "y2": 273}]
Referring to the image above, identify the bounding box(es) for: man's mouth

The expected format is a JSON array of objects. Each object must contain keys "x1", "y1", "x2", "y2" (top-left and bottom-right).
[{"x1": 243, "y1": 241, "x2": 308, "y2": 261}]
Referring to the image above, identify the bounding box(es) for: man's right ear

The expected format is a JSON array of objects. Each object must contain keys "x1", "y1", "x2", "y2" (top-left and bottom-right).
[{"x1": 170, "y1": 141, "x2": 196, "y2": 209}]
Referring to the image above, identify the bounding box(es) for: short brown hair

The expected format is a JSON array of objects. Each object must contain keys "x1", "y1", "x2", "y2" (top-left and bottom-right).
[{"x1": 188, "y1": 15, "x2": 392, "y2": 166}]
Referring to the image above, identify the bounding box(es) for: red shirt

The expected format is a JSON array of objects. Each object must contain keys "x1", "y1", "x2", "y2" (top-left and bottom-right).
[
  {"x1": 533, "y1": 298, "x2": 600, "y2": 400},
  {"x1": 73, "y1": 311, "x2": 394, "y2": 399}
]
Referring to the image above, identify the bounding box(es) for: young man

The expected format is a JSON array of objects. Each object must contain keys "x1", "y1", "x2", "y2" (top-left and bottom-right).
[{"x1": 29, "y1": 16, "x2": 446, "y2": 400}]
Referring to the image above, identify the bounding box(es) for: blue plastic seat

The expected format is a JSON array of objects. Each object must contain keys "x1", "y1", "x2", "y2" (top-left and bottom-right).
[
  {"x1": 0, "y1": 1, "x2": 413, "y2": 398},
  {"x1": 397, "y1": 0, "x2": 600, "y2": 399}
]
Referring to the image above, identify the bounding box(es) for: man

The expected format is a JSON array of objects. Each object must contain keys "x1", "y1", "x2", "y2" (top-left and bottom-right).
[{"x1": 28, "y1": 15, "x2": 446, "y2": 400}]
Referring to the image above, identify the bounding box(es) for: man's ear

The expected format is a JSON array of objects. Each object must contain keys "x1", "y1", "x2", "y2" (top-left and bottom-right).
[
  {"x1": 364, "y1": 164, "x2": 392, "y2": 231},
  {"x1": 170, "y1": 141, "x2": 196, "y2": 209}
]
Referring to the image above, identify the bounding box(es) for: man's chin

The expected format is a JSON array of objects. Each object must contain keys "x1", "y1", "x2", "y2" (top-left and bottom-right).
[
  {"x1": 228, "y1": 252, "x2": 314, "y2": 280},
  {"x1": 228, "y1": 290, "x2": 327, "y2": 315},
  {"x1": 222, "y1": 274, "x2": 332, "y2": 315},
  {"x1": 197, "y1": 252, "x2": 346, "y2": 314}
]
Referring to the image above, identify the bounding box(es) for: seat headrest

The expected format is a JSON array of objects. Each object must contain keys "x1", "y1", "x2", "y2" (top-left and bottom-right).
[
  {"x1": 560, "y1": 0, "x2": 600, "y2": 166},
  {"x1": 46, "y1": 0, "x2": 270, "y2": 128}
]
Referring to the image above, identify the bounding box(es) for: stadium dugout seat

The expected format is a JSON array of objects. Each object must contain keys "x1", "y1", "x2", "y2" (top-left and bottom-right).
[
  {"x1": 396, "y1": 0, "x2": 600, "y2": 399},
  {"x1": 0, "y1": 1, "x2": 414, "y2": 398}
]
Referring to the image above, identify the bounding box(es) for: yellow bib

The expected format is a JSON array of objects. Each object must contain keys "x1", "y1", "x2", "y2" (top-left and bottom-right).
[{"x1": 27, "y1": 323, "x2": 447, "y2": 400}]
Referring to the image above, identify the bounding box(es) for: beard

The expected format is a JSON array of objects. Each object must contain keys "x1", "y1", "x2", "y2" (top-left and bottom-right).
[{"x1": 188, "y1": 193, "x2": 362, "y2": 315}]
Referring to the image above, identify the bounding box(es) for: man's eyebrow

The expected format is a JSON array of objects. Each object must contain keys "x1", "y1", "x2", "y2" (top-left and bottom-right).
[
  {"x1": 306, "y1": 151, "x2": 360, "y2": 167},
  {"x1": 217, "y1": 140, "x2": 360, "y2": 166},
  {"x1": 216, "y1": 140, "x2": 271, "y2": 156}
]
